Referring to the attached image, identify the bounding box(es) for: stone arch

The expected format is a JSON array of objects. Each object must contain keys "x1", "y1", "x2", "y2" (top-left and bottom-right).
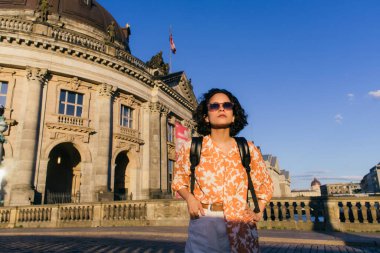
[
  {"x1": 42, "y1": 139, "x2": 92, "y2": 163},
  {"x1": 44, "y1": 142, "x2": 82, "y2": 204},
  {"x1": 111, "y1": 146, "x2": 140, "y2": 200}
]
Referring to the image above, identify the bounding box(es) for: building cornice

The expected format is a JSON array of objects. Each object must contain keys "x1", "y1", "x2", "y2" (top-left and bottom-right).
[{"x1": 0, "y1": 17, "x2": 196, "y2": 112}]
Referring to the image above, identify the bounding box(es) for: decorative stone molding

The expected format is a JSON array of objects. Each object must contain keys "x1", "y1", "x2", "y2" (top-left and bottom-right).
[
  {"x1": 26, "y1": 66, "x2": 48, "y2": 82},
  {"x1": 149, "y1": 102, "x2": 162, "y2": 114},
  {"x1": 117, "y1": 94, "x2": 138, "y2": 108},
  {"x1": 98, "y1": 83, "x2": 117, "y2": 97},
  {"x1": 46, "y1": 122, "x2": 95, "y2": 143},
  {"x1": 68, "y1": 77, "x2": 81, "y2": 91},
  {"x1": 181, "y1": 119, "x2": 196, "y2": 130},
  {"x1": 114, "y1": 140, "x2": 140, "y2": 152},
  {"x1": 48, "y1": 130, "x2": 91, "y2": 143},
  {"x1": 167, "y1": 142, "x2": 176, "y2": 160},
  {"x1": 0, "y1": 20, "x2": 195, "y2": 111},
  {"x1": 113, "y1": 133, "x2": 144, "y2": 145},
  {"x1": 160, "y1": 105, "x2": 170, "y2": 117}
]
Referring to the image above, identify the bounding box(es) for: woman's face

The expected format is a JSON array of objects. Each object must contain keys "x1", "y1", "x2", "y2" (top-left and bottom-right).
[{"x1": 205, "y1": 93, "x2": 235, "y2": 129}]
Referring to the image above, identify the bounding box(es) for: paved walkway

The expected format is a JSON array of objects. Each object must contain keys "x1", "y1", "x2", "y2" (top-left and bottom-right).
[{"x1": 0, "y1": 226, "x2": 378, "y2": 252}]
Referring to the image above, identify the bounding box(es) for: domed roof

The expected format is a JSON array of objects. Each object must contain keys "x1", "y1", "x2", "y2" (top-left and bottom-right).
[
  {"x1": 311, "y1": 178, "x2": 321, "y2": 187},
  {"x1": 0, "y1": 0, "x2": 125, "y2": 42}
]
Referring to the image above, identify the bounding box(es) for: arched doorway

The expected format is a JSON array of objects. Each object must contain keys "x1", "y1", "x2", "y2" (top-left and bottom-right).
[
  {"x1": 114, "y1": 151, "x2": 129, "y2": 201},
  {"x1": 45, "y1": 143, "x2": 81, "y2": 204}
]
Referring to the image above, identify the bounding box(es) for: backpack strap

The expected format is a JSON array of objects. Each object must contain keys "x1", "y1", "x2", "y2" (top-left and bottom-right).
[
  {"x1": 190, "y1": 136, "x2": 203, "y2": 194},
  {"x1": 234, "y1": 137, "x2": 261, "y2": 213}
]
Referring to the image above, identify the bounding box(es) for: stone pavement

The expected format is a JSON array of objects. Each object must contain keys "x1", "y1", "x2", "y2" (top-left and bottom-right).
[{"x1": 0, "y1": 226, "x2": 379, "y2": 253}]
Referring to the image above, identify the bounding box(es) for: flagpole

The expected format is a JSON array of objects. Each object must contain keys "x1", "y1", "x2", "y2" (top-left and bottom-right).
[{"x1": 169, "y1": 25, "x2": 172, "y2": 74}]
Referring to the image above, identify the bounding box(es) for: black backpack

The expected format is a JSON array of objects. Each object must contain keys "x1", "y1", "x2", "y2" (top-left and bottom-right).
[{"x1": 189, "y1": 136, "x2": 260, "y2": 213}]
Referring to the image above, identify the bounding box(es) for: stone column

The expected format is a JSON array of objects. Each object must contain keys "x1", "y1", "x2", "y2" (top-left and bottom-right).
[
  {"x1": 160, "y1": 106, "x2": 169, "y2": 194},
  {"x1": 139, "y1": 103, "x2": 151, "y2": 199},
  {"x1": 94, "y1": 83, "x2": 116, "y2": 201},
  {"x1": 149, "y1": 102, "x2": 162, "y2": 198},
  {"x1": 9, "y1": 67, "x2": 47, "y2": 206}
]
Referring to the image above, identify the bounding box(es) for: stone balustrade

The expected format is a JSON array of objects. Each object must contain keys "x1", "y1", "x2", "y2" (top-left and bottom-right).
[
  {"x1": 0, "y1": 197, "x2": 378, "y2": 231},
  {"x1": 119, "y1": 126, "x2": 139, "y2": 138},
  {"x1": 0, "y1": 17, "x2": 33, "y2": 33},
  {"x1": 51, "y1": 28, "x2": 105, "y2": 52},
  {"x1": 257, "y1": 196, "x2": 380, "y2": 232},
  {"x1": 116, "y1": 50, "x2": 148, "y2": 72},
  {"x1": 57, "y1": 115, "x2": 84, "y2": 126}
]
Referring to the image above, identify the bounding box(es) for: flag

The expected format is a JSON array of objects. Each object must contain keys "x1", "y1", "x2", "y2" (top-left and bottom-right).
[{"x1": 169, "y1": 33, "x2": 176, "y2": 54}]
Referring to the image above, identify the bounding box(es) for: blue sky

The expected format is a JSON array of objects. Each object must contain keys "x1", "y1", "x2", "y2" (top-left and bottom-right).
[{"x1": 98, "y1": 0, "x2": 380, "y2": 189}]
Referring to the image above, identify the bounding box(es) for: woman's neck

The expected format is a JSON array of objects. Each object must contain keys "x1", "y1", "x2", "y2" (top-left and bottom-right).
[{"x1": 210, "y1": 129, "x2": 232, "y2": 144}]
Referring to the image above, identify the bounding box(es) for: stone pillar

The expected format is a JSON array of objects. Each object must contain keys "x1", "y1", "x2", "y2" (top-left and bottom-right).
[
  {"x1": 149, "y1": 102, "x2": 162, "y2": 198},
  {"x1": 139, "y1": 103, "x2": 151, "y2": 199},
  {"x1": 160, "y1": 106, "x2": 169, "y2": 194},
  {"x1": 9, "y1": 67, "x2": 47, "y2": 206},
  {"x1": 94, "y1": 83, "x2": 116, "y2": 201}
]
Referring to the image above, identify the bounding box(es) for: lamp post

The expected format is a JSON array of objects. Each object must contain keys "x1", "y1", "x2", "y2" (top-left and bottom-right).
[{"x1": 0, "y1": 106, "x2": 8, "y2": 206}]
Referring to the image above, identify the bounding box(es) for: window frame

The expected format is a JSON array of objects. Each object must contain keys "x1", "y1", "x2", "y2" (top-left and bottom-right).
[
  {"x1": 120, "y1": 104, "x2": 134, "y2": 128},
  {"x1": 58, "y1": 89, "x2": 84, "y2": 117}
]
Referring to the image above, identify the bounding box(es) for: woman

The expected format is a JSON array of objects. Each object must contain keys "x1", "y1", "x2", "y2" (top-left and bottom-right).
[{"x1": 172, "y1": 88, "x2": 273, "y2": 253}]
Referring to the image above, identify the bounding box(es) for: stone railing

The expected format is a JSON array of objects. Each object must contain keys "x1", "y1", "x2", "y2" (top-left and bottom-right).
[
  {"x1": 0, "y1": 197, "x2": 378, "y2": 231},
  {"x1": 0, "y1": 17, "x2": 33, "y2": 33},
  {"x1": 116, "y1": 50, "x2": 148, "y2": 72},
  {"x1": 256, "y1": 196, "x2": 380, "y2": 232},
  {"x1": 0, "y1": 200, "x2": 173, "y2": 228},
  {"x1": 57, "y1": 115, "x2": 84, "y2": 126},
  {"x1": 51, "y1": 28, "x2": 105, "y2": 52},
  {"x1": 119, "y1": 126, "x2": 139, "y2": 138}
]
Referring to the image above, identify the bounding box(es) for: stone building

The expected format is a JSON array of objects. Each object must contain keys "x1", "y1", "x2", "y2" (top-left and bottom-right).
[
  {"x1": 0, "y1": 0, "x2": 196, "y2": 206},
  {"x1": 320, "y1": 182, "x2": 361, "y2": 196},
  {"x1": 361, "y1": 162, "x2": 380, "y2": 194},
  {"x1": 291, "y1": 178, "x2": 321, "y2": 197},
  {"x1": 262, "y1": 154, "x2": 291, "y2": 197}
]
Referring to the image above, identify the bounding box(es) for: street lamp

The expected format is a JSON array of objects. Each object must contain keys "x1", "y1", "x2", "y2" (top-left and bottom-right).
[{"x1": 0, "y1": 106, "x2": 8, "y2": 206}]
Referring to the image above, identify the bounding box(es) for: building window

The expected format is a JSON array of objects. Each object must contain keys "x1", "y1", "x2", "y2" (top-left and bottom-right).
[
  {"x1": 167, "y1": 123, "x2": 175, "y2": 142},
  {"x1": 58, "y1": 90, "x2": 83, "y2": 117},
  {"x1": 120, "y1": 105, "x2": 133, "y2": 128},
  {"x1": 168, "y1": 160, "x2": 175, "y2": 192},
  {"x1": 0, "y1": 82, "x2": 8, "y2": 107}
]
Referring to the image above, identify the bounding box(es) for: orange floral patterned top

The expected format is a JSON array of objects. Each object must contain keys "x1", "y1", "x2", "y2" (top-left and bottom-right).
[{"x1": 172, "y1": 135, "x2": 273, "y2": 252}]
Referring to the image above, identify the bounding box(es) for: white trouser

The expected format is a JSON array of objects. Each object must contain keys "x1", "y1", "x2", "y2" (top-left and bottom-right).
[{"x1": 185, "y1": 208, "x2": 230, "y2": 253}]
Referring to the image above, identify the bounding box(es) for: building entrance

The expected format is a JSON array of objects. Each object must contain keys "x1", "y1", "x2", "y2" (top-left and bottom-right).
[
  {"x1": 45, "y1": 143, "x2": 81, "y2": 204},
  {"x1": 114, "y1": 151, "x2": 129, "y2": 200}
]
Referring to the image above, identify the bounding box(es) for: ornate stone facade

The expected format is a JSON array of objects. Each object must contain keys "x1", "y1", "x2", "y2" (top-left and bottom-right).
[{"x1": 0, "y1": 1, "x2": 196, "y2": 206}]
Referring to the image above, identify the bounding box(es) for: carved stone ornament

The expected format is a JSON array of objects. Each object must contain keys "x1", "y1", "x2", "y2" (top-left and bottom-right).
[
  {"x1": 69, "y1": 77, "x2": 81, "y2": 90},
  {"x1": 149, "y1": 102, "x2": 162, "y2": 114},
  {"x1": 120, "y1": 95, "x2": 137, "y2": 108},
  {"x1": 115, "y1": 141, "x2": 132, "y2": 151},
  {"x1": 46, "y1": 123, "x2": 95, "y2": 143},
  {"x1": 26, "y1": 66, "x2": 48, "y2": 82},
  {"x1": 160, "y1": 105, "x2": 170, "y2": 117},
  {"x1": 181, "y1": 119, "x2": 196, "y2": 130},
  {"x1": 98, "y1": 83, "x2": 117, "y2": 97},
  {"x1": 145, "y1": 51, "x2": 169, "y2": 76}
]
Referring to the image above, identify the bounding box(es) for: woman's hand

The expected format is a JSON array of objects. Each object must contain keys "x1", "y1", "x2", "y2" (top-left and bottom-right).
[
  {"x1": 251, "y1": 211, "x2": 263, "y2": 222},
  {"x1": 177, "y1": 188, "x2": 205, "y2": 219},
  {"x1": 186, "y1": 194, "x2": 205, "y2": 219}
]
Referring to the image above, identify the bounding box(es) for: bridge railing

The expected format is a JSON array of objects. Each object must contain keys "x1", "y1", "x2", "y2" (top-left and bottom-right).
[{"x1": 0, "y1": 197, "x2": 378, "y2": 231}]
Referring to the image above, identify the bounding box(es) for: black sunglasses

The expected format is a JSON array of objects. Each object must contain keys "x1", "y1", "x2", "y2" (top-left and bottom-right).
[{"x1": 207, "y1": 102, "x2": 234, "y2": 111}]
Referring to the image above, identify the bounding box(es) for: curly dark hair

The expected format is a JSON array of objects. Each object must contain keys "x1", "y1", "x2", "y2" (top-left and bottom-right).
[{"x1": 193, "y1": 88, "x2": 248, "y2": 136}]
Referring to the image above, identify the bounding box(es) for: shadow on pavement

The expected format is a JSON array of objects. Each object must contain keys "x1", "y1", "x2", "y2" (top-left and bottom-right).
[{"x1": 0, "y1": 235, "x2": 186, "y2": 253}]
